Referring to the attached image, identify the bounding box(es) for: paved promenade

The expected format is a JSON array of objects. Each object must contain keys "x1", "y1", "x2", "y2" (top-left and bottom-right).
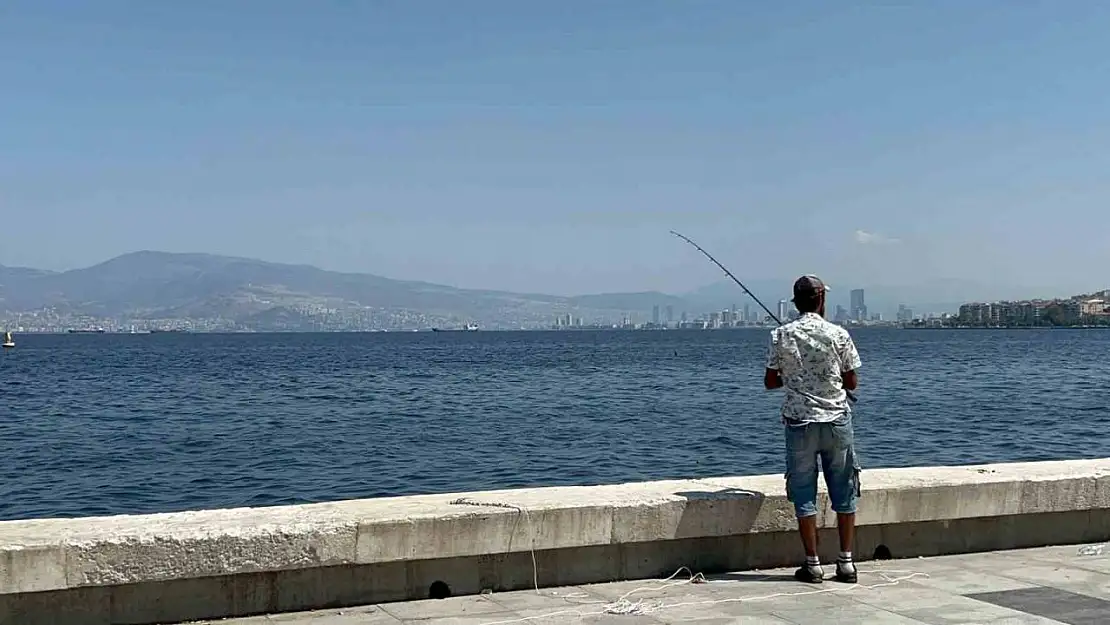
[{"x1": 193, "y1": 543, "x2": 1109, "y2": 625}]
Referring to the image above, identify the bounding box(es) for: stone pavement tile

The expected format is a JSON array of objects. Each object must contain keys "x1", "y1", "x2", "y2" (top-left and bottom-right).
[
  {"x1": 611, "y1": 590, "x2": 783, "y2": 622},
  {"x1": 705, "y1": 571, "x2": 869, "y2": 607},
  {"x1": 869, "y1": 558, "x2": 966, "y2": 577},
  {"x1": 601, "y1": 575, "x2": 854, "y2": 611},
  {"x1": 907, "y1": 567, "x2": 1041, "y2": 595},
  {"x1": 193, "y1": 617, "x2": 273, "y2": 625},
  {"x1": 378, "y1": 595, "x2": 510, "y2": 621},
  {"x1": 682, "y1": 598, "x2": 816, "y2": 623},
  {"x1": 919, "y1": 550, "x2": 1035, "y2": 572},
  {"x1": 846, "y1": 577, "x2": 1045, "y2": 625},
  {"x1": 578, "y1": 577, "x2": 706, "y2": 599},
  {"x1": 1027, "y1": 545, "x2": 1110, "y2": 576},
  {"x1": 728, "y1": 585, "x2": 863, "y2": 612},
  {"x1": 979, "y1": 561, "x2": 1110, "y2": 596},
  {"x1": 1067, "y1": 556, "x2": 1110, "y2": 576},
  {"x1": 505, "y1": 607, "x2": 663, "y2": 624},
  {"x1": 1014, "y1": 544, "x2": 1107, "y2": 563},
  {"x1": 896, "y1": 603, "x2": 1037, "y2": 625},
  {"x1": 483, "y1": 587, "x2": 607, "y2": 612},
  {"x1": 848, "y1": 582, "x2": 983, "y2": 612},
  {"x1": 265, "y1": 605, "x2": 400, "y2": 624},
  {"x1": 400, "y1": 617, "x2": 530, "y2": 625},
  {"x1": 771, "y1": 602, "x2": 929, "y2": 624},
  {"x1": 532, "y1": 574, "x2": 826, "y2": 623},
  {"x1": 981, "y1": 616, "x2": 1084, "y2": 625},
  {"x1": 968, "y1": 586, "x2": 1110, "y2": 625},
  {"x1": 651, "y1": 613, "x2": 796, "y2": 625},
  {"x1": 1055, "y1": 577, "x2": 1110, "y2": 600}
]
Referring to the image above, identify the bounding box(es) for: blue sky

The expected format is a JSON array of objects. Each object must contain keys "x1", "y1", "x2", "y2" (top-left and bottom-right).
[{"x1": 2, "y1": 1, "x2": 1110, "y2": 298}]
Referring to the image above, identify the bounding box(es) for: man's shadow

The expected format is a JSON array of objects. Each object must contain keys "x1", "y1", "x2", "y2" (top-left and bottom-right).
[{"x1": 671, "y1": 487, "x2": 765, "y2": 539}]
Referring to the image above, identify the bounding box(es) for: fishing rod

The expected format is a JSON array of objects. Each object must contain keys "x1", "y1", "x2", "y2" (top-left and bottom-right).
[
  {"x1": 670, "y1": 230, "x2": 858, "y2": 403},
  {"x1": 669, "y1": 230, "x2": 783, "y2": 325}
]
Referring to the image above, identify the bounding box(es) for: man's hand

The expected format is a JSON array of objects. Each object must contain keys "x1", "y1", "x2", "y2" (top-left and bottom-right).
[
  {"x1": 764, "y1": 368, "x2": 783, "y2": 390},
  {"x1": 842, "y1": 369, "x2": 858, "y2": 391}
]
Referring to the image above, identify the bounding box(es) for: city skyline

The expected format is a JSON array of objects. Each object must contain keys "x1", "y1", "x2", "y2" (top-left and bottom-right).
[
  {"x1": 2, "y1": 248, "x2": 1083, "y2": 319},
  {"x1": 2, "y1": 249, "x2": 958, "y2": 333},
  {"x1": 8, "y1": 275, "x2": 1105, "y2": 333},
  {"x1": 1, "y1": 249, "x2": 1031, "y2": 322}
]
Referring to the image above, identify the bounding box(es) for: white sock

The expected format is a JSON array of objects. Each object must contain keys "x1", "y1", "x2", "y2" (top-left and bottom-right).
[
  {"x1": 838, "y1": 551, "x2": 856, "y2": 572},
  {"x1": 805, "y1": 555, "x2": 822, "y2": 571}
]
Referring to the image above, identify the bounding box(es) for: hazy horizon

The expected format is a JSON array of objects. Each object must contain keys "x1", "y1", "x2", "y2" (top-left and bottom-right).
[
  {"x1": 4, "y1": 2, "x2": 1110, "y2": 298},
  {"x1": 0, "y1": 248, "x2": 1087, "y2": 315}
]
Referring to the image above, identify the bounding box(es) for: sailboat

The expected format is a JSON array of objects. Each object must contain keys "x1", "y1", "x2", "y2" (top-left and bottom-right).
[{"x1": 2, "y1": 331, "x2": 14, "y2": 349}]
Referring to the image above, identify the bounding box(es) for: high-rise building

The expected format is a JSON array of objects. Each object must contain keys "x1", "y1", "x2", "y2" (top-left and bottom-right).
[
  {"x1": 850, "y1": 289, "x2": 867, "y2": 321},
  {"x1": 743, "y1": 303, "x2": 751, "y2": 324},
  {"x1": 665, "y1": 305, "x2": 674, "y2": 325},
  {"x1": 777, "y1": 299, "x2": 788, "y2": 322}
]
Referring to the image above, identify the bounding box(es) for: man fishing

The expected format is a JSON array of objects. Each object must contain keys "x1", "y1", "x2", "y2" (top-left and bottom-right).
[{"x1": 764, "y1": 275, "x2": 862, "y2": 584}]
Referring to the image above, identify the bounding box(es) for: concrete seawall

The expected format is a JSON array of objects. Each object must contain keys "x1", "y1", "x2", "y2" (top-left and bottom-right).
[{"x1": 1, "y1": 458, "x2": 1108, "y2": 625}]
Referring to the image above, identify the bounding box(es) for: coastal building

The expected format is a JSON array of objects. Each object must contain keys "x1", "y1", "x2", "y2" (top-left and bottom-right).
[
  {"x1": 1080, "y1": 299, "x2": 1108, "y2": 316},
  {"x1": 957, "y1": 299, "x2": 1085, "y2": 326},
  {"x1": 850, "y1": 289, "x2": 867, "y2": 322}
]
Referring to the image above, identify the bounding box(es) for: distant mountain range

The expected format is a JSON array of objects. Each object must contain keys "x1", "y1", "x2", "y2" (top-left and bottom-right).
[
  {"x1": 0, "y1": 251, "x2": 1076, "y2": 329},
  {"x1": 0, "y1": 252, "x2": 686, "y2": 328}
]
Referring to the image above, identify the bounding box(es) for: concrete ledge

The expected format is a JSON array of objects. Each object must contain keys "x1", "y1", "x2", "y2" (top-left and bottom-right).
[{"x1": 1, "y1": 458, "x2": 1108, "y2": 624}]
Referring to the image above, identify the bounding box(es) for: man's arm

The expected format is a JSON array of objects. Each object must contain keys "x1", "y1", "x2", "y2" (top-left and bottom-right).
[
  {"x1": 765, "y1": 367, "x2": 783, "y2": 390},
  {"x1": 839, "y1": 335, "x2": 862, "y2": 391},
  {"x1": 764, "y1": 330, "x2": 783, "y2": 390},
  {"x1": 842, "y1": 369, "x2": 858, "y2": 391}
]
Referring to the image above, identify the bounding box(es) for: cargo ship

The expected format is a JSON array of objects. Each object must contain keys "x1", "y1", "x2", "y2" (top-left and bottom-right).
[{"x1": 431, "y1": 324, "x2": 479, "y2": 332}]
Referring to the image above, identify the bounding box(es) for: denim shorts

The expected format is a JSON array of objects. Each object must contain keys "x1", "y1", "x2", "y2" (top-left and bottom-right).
[{"x1": 783, "y1": 415, "x2": 861, "y2": 518}]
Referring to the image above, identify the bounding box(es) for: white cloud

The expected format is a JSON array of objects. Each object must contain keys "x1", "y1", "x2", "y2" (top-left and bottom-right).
[{"x1": 854, "y1": 229, "x2": 901, "y2": 245}]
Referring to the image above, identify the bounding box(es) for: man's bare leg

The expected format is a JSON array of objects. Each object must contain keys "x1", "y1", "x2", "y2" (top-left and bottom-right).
[
  {"x1": 835, "y1": 512, "x2": 857, "y2": 582},
  {"x1": 793, "y1": 514, "x2": 826, "y2": 583},
  {"x1": 837, "y1": 512, "x2": 855, "y2": 553},
  {"x1": 798, "y1": 514, "x2": 819, "y2": 557}
]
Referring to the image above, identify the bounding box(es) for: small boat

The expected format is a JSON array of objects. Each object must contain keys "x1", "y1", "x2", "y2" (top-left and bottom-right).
[
  {"x1": 432, "y1": 324, "x2": 479, "y2": 333},
  {"x1": 2, "y1": 331, "x2": 14, "y2": 349}
]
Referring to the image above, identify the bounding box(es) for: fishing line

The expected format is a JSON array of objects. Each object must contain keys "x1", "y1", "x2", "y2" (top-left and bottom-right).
[{"x1": 670, "y1": 230, "x2": 858, "y2": 403}]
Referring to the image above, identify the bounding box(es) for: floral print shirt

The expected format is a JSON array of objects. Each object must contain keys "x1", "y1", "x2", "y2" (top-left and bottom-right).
[{"x1": 766, "y1": 312, "x2": 862, "y2": 424}]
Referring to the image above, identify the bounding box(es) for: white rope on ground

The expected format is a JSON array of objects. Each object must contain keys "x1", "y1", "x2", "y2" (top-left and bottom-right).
[
  {"x1": 476, "y1": 568, "x2": 930, "y2": 625},
  {"x1": 449, "y1": 497, "x2": 931, "y2": 624},
  {"x1": 1077, "y1": 543, "x2": 1105, "y2": 556}
]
